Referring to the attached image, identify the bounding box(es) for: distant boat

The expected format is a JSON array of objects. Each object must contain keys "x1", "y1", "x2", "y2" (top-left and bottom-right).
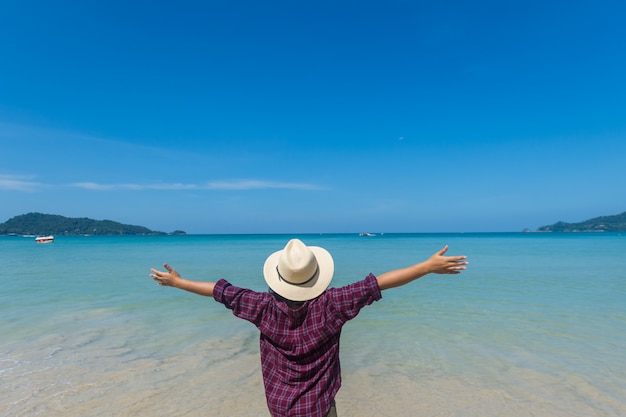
[
  {"x1": 359, "y1": 232, "x2": 376, "y2": 237},
  {"x1": 35, "y1": 235, "x2": 55, "y2": 244}
]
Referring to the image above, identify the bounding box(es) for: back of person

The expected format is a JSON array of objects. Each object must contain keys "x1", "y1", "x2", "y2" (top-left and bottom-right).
[
  {"x1": 150, "y1": 238, "x2": 467, "y2": 417},
  {"x1": 213, "y1": 272, "x2": 382, "y2": 416}
]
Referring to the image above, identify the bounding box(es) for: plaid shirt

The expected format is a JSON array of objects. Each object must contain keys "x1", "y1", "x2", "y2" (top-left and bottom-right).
[{"x1": 213, "y1": 273, "x2": 382, "y2": 417}]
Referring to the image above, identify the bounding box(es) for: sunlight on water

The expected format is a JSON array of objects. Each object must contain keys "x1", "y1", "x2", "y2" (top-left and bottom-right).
[{"x1": 1, "y1": 233, "x2": 625, "y2": 416}]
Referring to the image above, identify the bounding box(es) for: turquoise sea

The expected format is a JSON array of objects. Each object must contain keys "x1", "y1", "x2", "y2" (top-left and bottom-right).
[{"x1": 1, "y1": 233, "x2": 625, "y2": 417}]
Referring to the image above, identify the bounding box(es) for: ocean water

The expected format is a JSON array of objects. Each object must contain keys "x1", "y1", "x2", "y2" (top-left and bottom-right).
[{"x1": 1, "y1": 233, "x2": 625, "y2": 417}]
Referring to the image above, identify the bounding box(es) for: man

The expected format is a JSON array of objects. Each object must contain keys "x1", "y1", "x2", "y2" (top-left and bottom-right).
[{"x1": 150, "y1": 239, "x2": 467, "y2": 417}]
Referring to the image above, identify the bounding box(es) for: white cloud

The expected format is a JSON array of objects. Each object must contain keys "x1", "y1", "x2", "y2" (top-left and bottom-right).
[
  {"x1": 69, "y1": 179, "x2": 325, "y2": 191},
  {"x1": 204, "y1": 180, "x2": 324, "y2": 190},
  {"x1": 1, "y1": 174, "x2": 325, "y2": 192},
  {"x1": 0, "y1": 174, "x2": 42, "y2": 192},
  {"x1": 70, "y1": 182, "x2": 198, "y2": 191},
  {"x1": 70, "y1": 182, "x2": 120, "y2": 191}
]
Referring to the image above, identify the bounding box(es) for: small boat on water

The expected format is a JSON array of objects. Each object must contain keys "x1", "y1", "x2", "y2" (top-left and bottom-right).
[{"x1": 35, "y1": 235, "x2": 55, "y2": 244}]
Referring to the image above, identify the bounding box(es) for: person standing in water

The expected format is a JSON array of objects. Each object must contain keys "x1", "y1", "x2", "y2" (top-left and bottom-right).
[{"x1": 150, "y1": 239, "x2": 468, "y2": 417}]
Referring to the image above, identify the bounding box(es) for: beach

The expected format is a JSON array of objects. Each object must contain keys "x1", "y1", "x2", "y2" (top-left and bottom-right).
[{"x1": 1, "y1": 233, "x2": 625, "y2": 416}]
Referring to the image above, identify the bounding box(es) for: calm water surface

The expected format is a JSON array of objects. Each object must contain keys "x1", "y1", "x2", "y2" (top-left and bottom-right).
[{"x1": 1, "y1": 233, "x2": 625, "y2": 416}]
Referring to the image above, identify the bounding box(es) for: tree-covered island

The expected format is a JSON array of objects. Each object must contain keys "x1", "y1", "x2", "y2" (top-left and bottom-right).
[
  {"x1": 536, "y1": 211, "x2": 626, "y2": 232},
  {"x1": 0, "y1": 213, "x2": 186, "y2": 236}
]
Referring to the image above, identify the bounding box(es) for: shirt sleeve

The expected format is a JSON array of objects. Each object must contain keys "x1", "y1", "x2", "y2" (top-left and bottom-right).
[
  {"x1": 327, "y1": 273, "x2": 382, "y2": 322},
  {"x1": 212, "y1": 278, "x2": 270, "y2": 325}
]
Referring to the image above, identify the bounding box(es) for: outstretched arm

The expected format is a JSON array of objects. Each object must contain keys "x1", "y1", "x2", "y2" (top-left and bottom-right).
[
  {"x1": 376, "y1": 245, "x2": 468, "y2": 291},
  {"x1": 150, "y1": 263, "x2": 216, "y2": 297}
]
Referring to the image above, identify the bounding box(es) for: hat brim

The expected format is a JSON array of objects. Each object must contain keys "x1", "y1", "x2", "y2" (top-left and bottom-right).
[{"x1": 263, "y1": 245, "x2": 334, "y2": 302}]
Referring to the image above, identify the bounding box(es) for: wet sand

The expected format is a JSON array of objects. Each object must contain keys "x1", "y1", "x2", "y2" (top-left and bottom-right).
[{"x1": 3, "y1": 332, "x2": 624, "y2": 417}]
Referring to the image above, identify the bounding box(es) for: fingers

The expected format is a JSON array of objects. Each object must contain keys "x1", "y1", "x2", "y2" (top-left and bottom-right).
[
  {"x1": 150, "y1": 263, "x2": 180, "y2": 288},
  {"x1": 437, "y1": 245, "x2": 449, "y2": 256},
  {"x1": 449, "y1": 256, "x2": 468, "y2": 266},
  {"x1": 150, "y1": 264, "x2": 170, "y2": 286},
  {"x1": 435, "y1": 253, "x2": 468, "y2": 275},
  {"x1": 151, "y1": 273, "x2": 164, "y2": 286},
  {"x1": 150, "y1": 264, "x2": 174, "y2": 277},
  {"x1": 448, "y1": 257, "x2": 468, "y2": 273}
]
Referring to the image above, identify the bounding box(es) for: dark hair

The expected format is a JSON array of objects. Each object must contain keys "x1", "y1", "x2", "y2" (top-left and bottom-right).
[{"x1": 268, "y1": 287, "x2": 305, "y2": 309}]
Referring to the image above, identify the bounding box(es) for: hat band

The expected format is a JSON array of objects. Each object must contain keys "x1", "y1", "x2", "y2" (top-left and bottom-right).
[{"x1": 276, "y1": 265, "x2": 318, "y2": 286}]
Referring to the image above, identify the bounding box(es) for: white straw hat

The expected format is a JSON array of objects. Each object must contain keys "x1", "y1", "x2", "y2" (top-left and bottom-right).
[{"x1": 263, "y1": 239, "x2": 334, "y2": 302}]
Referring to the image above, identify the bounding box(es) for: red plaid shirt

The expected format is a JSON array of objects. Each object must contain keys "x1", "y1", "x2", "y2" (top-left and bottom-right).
[{"x1": 213, "y1": 274, "x2": 382, "y2": 417}]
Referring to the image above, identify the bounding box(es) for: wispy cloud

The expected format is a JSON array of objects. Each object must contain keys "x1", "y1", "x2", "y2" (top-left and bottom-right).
[
  {"x1": 1, "y1": 174, "x2": 325, "y2": 192},
  {"x1": 0, "y1": 174, "x2": 43, "y2": 192},
  {"x1": 70, "y1": 182, "x2": 198, "y2": 191},
  {"x1": 71, "y1": 180, "x2": 325, "y2": 191},
  {"x1": 204, "y1": 180, "x2": 324, "y2": 191}
]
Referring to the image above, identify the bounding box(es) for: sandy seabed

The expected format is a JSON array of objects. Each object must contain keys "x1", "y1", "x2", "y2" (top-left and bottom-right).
[{"x1": 2, "y1": 333, "x2": 624, "y2": 417}]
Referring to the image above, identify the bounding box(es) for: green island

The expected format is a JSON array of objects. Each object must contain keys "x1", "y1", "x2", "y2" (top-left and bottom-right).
[
  {"x1": 536, "y1": 211, "x2": 626, "y2": 232},
  {"x1": 3, "y1": 211, "x2": 625, "y2": 235},
  {"x1": 0, "y1": 213, "x2": 186, "y2": 236}
]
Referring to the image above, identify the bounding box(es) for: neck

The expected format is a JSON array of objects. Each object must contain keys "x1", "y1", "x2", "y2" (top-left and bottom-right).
[{"x1": 269, "y1": 288, "x2": 305, "y2": 309}]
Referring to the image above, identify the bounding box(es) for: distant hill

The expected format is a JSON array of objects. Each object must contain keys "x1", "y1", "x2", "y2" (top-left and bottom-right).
[
  {"x1": 537, "y1": 211, "x2": 626, "y2": 232},
  {"x1": 0, "y1": 213, "x2": 186, "y2": 236}
]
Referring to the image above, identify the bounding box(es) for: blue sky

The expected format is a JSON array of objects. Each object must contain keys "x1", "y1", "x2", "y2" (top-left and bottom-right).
[{"x1": 1, "y1": 0, "x2": 625, "y2": 234}]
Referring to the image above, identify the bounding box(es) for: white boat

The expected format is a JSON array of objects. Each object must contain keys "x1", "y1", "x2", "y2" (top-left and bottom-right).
[
  {"x1": 35, "y1": 235, "x2": 55, "y2": 244},
  {"x1": 359, "y1": 232, "x2": 376, "y2": 237}
]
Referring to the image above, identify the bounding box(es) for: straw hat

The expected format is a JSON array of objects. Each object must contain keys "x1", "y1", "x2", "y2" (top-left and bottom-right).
[{"x1": 263, "y1": 239, "x2": 334, "y2": 302}]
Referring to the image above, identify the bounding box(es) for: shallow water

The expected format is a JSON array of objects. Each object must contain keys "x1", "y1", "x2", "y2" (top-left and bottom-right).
[{"x1": 1, "y1": 233, "x2": 625, "y2": 416}]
